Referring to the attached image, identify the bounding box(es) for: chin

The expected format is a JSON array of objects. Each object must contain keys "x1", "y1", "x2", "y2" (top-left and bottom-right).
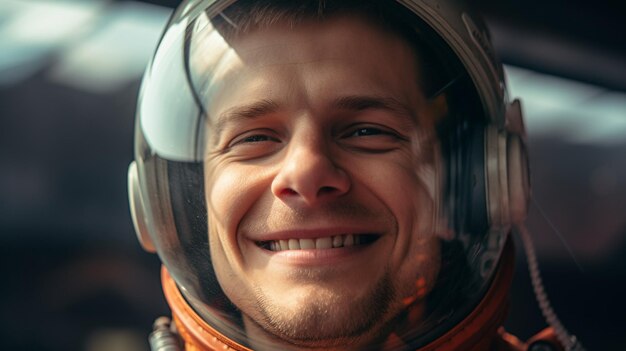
[{"x1": 246, "y1": 271, "x2": 399, "y2": 348}]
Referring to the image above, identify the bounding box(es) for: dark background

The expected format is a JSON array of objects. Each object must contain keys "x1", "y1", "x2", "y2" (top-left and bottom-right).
[{"x1": 1, "y1": 0, "x2": 625, "y2": 350}]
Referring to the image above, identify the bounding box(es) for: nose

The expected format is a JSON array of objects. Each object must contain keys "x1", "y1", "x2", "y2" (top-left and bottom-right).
[{"x1": 271, "y1": 134, "x2": 350, "y2": 206}]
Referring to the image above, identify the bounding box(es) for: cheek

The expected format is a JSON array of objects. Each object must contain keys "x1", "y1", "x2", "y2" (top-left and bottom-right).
[
  {"x1": 208, "y1": 223, "x2": 255, "y2": 311},
  {"x1": 386, "y1": 164, "x2": 441, "y2": 300},
  {"x1": 353, "y1": 156, "x2": 437, "y2": 233},
  {"x1": 207, "y1": 169, "x2": 239, "y2": 225},
  {"x1": 395, "y1": 236, "x2": 441, "y2": 303},
  {"x1": 206, "y1": 164, "x2": 266, "y2": 233},
  {"x1": 205, "y1": 168, "x2": 245, "y2": 283},
  {"x1": 205, "y1": 165, "x2": 268, "y2": 303},
  {"x1": 349, "y1": 154, "x2": 440, "y2": 287},
  {"x1": 204, "y1": 163, "x2": 274, "y2": 278}
]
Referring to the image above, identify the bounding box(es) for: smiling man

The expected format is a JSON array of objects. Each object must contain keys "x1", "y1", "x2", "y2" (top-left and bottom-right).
[
  {"x1": 202, "y1": 14, "x2": 443, "y2": 349},
  {"x1": 128, "y1": 0, "x2": 547, "y2": 350}
]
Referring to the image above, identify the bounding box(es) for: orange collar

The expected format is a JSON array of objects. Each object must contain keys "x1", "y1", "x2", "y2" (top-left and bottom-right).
[{"x1": 161, "y1": 239, "x2": 515, "y2": 351}]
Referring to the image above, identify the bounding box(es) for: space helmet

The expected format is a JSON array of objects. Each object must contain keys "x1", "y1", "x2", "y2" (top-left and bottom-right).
[{"x1": 128, "y1": 0, "x2": 530, "y2": 349}]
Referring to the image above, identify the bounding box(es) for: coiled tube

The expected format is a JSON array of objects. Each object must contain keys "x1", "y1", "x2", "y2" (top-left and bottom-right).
[{"x1": 517, "y1": 224, "x2": 585, "y2": 351}]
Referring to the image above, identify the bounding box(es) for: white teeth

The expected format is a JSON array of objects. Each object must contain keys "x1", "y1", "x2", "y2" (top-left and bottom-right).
[
  {"x1": 332, "y1": 235, "x2": 343, "y2": 248},
  {"x1": 344, "y1": 234, "x2": 354, "y2": 247},
  {"x1": 300, "y1": 238, "x2": 315, "y2": 249},
  {"x1": 288, "y1": 239, "x2": 300, "y2": 250},
  {"x1": 316, "y1": 237, "x2": 332, "y2": 249},
  {"x1": 265, "y1": 234, "x2": 373, "y2": 251},
  {"x1": 280, "y1": 239, "x2": 289, "y2": 251}
]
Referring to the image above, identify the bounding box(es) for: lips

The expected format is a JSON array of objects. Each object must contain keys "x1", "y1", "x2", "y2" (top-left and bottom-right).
[{"x1": 256, "y1": 233, "x2": 380, "y2": 252}]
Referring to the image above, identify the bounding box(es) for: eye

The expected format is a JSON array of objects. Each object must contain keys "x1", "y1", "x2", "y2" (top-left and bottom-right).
[
  {"x1": 230, "y1": 129, "x2": 281, "y2": 147},
  {"x1": 340, "y1": 124, "x2": 408, "y2": 152},
  {"x1": 342, "y1": 124, "x2": 406, "y2": 140},
  {"x1": 238, "y1": 134, "x2": 279, "y2": 143},
  {"x1": 225, "y1": 129, "x2": 283, "y2": 159},
  {"x1": 347, "y1": 127, "x2": 391, "y2": 137}
]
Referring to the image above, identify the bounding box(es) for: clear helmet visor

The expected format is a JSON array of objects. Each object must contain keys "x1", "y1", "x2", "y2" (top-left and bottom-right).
[{"x1": 133, "y1": 0, "x2": 516, "y2": 349}]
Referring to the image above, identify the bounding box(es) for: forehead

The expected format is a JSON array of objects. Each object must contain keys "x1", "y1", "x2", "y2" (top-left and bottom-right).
[
  {"x1": 192, "y1": 15, "x2": 427, "y2": 124},
  {"x1": 233, "y1": 15, "x2": 417, "y2": 62}
]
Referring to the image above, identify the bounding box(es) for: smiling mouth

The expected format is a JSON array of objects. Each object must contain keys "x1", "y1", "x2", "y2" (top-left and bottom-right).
[{"x1": 256, "y1": 234, "x2": 380, "y2": 252}]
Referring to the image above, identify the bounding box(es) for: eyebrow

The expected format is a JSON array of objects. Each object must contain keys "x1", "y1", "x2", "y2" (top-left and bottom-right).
[
  {"x1": 210, "y1": 94, "x2": 416, "y2": 139},
  {"x1": 212, "y1": 99, "x2": 280, "y2": 137},
  {"x1": 331, "y1": 95, "x2": 415, "y2": 122}
]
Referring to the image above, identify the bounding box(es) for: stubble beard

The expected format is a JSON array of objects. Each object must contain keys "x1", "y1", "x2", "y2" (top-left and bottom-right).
[{"x1": 247, "y1": 269, "x2": 398, "y2": 348}]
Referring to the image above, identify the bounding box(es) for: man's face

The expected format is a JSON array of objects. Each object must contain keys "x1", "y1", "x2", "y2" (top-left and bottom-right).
[{"x1": 203, "y1": 16, "x2": 442, "y2": 348}]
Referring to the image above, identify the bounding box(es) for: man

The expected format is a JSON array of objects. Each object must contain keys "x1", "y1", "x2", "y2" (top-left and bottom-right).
[{"x1": 128, "y1": 0, "x2": 566, "y2": 350}]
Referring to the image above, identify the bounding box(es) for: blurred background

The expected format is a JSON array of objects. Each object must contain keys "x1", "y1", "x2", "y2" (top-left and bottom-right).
[{"x1": 0, "y1": 0, "x2": 624, "y2": 350}]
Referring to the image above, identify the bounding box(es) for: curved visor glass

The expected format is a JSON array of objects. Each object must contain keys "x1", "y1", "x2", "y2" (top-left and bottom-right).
[{"x1": 135, "y1": 0, "x2": 507, "y2": 349}]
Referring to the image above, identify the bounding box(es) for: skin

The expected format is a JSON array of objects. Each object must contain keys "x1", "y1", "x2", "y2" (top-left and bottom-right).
[{"x1": 202, "y1": 15, "x2": 444, "y2": 350}]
